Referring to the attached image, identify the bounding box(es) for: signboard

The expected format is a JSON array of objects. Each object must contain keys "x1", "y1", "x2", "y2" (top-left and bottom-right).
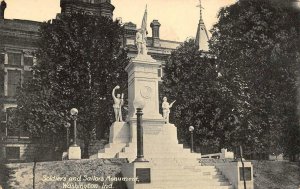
[
  {"x1": 136, "y1": 168, "x2": 151, "y2": 184},
  {"x1": 239, "y1": 167, "x2": 252, "y2": 181}
]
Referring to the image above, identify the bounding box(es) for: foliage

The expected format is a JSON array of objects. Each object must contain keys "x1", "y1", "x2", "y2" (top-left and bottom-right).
[
  {"x1": 14, "y1": 12, "x2": 129, "y2": 157},
  {"x1": 210, "y1": 0, "x2": 300, "y2": 158},
  {"x1": 162, "y1": 0, "x2": 300, "y2": 158},
  {"x1": 161, "y1": 40, "x2": 232, "y2": 153}
]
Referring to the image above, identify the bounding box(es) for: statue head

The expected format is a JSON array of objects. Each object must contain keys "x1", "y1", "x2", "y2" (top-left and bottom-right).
[
  {"x1": 163, "y1": 97, "x2": 167, "y2": 102},
  {"x1": 117, "y1": 94, "x2": 121, "y2": 98}
]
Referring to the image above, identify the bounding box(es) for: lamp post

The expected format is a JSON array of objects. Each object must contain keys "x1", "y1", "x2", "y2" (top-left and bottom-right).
[
  {"x1": 231, "y1": 112, "x2": 247, "y2": 189},
  {"x1": 70, "y1": 108, "x2": 78, "y2": 146},
  {"x1": 133, "y1": 98, "x2": 147, "y2": 162},
  {"x1": 64, "y1": 122, "x2": 71, "y2": 148},
  {"x1": 189, "y1": 126, "x2": 194, "y2": 153}
]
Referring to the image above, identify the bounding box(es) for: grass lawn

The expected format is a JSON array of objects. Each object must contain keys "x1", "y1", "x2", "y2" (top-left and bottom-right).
[{"x1": 253, "y1": 160, "x2": 300, "y2": 189}]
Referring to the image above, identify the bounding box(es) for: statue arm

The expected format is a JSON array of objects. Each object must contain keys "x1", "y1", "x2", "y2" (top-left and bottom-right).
[
  {"x1": 112, "y1": 88, "x2": 116, "y2": 100},
  {"x1": 112, "y1": 86, "x2": 119, "y2": 101},
  {"x1": 169, "y1": 100, "x2": 176, "y2": 108}
]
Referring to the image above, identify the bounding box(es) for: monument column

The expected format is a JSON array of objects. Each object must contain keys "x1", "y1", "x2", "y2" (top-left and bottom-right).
[
  {"x1": 125, "y1": 55, "x2": 162, "y2": 120},
  {"x1": 124, "y1": 6, "x2": 165, "y2": 146}
]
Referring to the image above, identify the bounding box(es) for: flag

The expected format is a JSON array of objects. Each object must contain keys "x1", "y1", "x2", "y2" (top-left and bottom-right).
[{"x1": 141, "y1": 5, "x2": 148, "y2": 35}]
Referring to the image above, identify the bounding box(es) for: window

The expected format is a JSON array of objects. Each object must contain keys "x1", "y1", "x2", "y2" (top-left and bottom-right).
[
  {"x1": 158, "y1": 68, "x2": 163, "y2": 78},
  {"x1": 8, "y1": 53, "x2": 21, "y2": 66},
  {"x1": 6, "y1": 147, "x2": 20, "y2": 160},
  {"x1": 7, "y1": 70, "x2": 21, "y2": 97},
  {"x1": 0, "y1": 111, "x2": 7, "y2": 136},
  {"x1": 157, "y1": 67, "x2": 163, "y2": 78},
  {"x1": 24, "y1": 57, "x2": 33, "y2": 66},
  {"x1": 6, "y1": 108, "x2": 18, "y2": 137},
  {"x1": 23, "y1": 71, "x2": 33, "y2": 84},
  {"x1": 0, "y1": 53, "x2": 4, "y2": 64}
]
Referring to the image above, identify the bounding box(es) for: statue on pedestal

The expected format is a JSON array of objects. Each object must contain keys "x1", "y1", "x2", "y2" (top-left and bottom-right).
[
  {"x1": 136, "y1": 28, "x2": 148, "y2": 55},
  {"x1": 112, "y1": 85, "x2": 124, "y2": 122},
  {"x1": 162, "y1": 97, "x2": 176, "y2": 124},
  {"x1": 135, "y1": 6, "x2": 148, "y2": 56}
]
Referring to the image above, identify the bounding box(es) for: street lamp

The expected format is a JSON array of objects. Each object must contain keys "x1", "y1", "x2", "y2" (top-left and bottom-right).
[
  {"x1": 189, "y1": 126, "x2": 194, "y2": 153},
  {"x1": 133, "y1": 97, "x2": 147, "y2": 162},
  {"x1": 64, "y1": 122, "x2": 71, "y2": 148},
  {"x1": 70, "y1": 108, "x2": 78, "y2": 146}
]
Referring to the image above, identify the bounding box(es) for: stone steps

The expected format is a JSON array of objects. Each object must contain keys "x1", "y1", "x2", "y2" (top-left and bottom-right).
[
  {"x1": 150, "y1": 181, "x2": 230, "y2": 186},
  {"x1": 127, "y1": 157, "x2": 233, "y2": 189},
  {"x1": 96, "y1": 140, "x2": 200, "y2": 160},
  {"x1": 149, "y1": 186, "x2": 233, "y2": 189},
  {"x1": 154, "y1": 173, "x2": 222, "y2": 180},
  {"x1": 96, "y1": 122, "x2": 232, "y2": 189},
  {"x1": 97, "y1": 143, "x2": 128, "y2": 158},
  {"x1": 97, "y1": 143, "x2": 198, "y2": 160},
  {"x1": 156, "y1": 159, "x2": 231, "y2": 188}
]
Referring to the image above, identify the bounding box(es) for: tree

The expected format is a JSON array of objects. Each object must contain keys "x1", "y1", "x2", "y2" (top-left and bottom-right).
[
  {"x1": 14, "y1": 12, "x2": 129, "y2": 158},
  {"x1": 210, "y1": 0, "x2": 300, "y2": 159},
  {"x1": 161, "y1": 40, "x2": 233, "y2": 153}
]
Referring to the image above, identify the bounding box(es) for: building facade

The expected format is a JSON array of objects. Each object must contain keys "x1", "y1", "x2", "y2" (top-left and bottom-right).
[{"x1": 0, "y1": 17, "x2": 41, "y2": 162}]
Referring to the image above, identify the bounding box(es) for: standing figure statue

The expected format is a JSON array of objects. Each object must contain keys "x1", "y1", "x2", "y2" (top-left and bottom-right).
[
  {"x1": 112, "y1": 85, "x2": 124, "y2": 122},
  {"x1": 136, "y1": 28, "x2": 148, "y2": 55},
  {"x1": 0, "y1": 0, "x2": 7, "y2": 19},
  {"x1": 162, "y1": 97, "x2": 176, "y2": 124}
]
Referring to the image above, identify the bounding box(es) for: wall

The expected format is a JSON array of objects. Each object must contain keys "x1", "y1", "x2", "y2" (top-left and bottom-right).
[
  {"x1": 0, "y1": 159, "x2": 128, "y2": 189},
  {"x1": 0, "y1": 138, "x2": 56, "y2": 163}
]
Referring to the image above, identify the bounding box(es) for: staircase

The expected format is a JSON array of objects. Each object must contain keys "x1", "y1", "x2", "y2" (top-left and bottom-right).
[
  {"x1": 121, "y1": 157, "x2": 233, "y2": 189},
  {"x1": 93, "y1": 123, "x2": 233, "y2": 189},
  {"x1": 95, "y1": 141, "x2": 233, "y2": 189},
  {"x1": 136, "y1": 158, "x2": 233, "y2": 189}
]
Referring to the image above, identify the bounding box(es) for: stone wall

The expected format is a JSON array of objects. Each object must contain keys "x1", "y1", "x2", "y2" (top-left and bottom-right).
[
  {"x1": 0, "y1": 159, "x2": 128, "y2": 189},
  {"x1": 0, "y1": 137, "x2": 109, "y2": 163},
  {"x1": 0, "y1": 138, "x2": 56, "y2": 163}
]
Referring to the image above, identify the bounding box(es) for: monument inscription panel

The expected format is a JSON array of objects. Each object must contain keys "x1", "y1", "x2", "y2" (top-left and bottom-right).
[
  {"x1": 239, "y1": 167, "x2": 252, "y2": 181},
  {"x1": 136, "y1": 168, "x2": 151, "y2": 184}
]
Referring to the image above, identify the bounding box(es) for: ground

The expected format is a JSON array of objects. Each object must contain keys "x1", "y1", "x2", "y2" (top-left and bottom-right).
[
  {"x1": 0, "y1": 159, "x2": 299, "y2": 189},
  {"x1": 253, "y1": 160, "x2": 300, "y2": 189}
]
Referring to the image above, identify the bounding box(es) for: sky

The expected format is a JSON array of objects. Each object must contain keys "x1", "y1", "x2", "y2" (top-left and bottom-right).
[{"x1": 4, "y1": 0, "x2": 236, "y2": 42}]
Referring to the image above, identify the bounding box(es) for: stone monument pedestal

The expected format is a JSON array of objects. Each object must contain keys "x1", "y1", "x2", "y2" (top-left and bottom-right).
[
  {"x1": 68, "y1": 145, "x2": 81, "y2": 160},
  {"x1": 122, "y1": 161, "x2": 152, "y2": 189},
  {"x1": 109, "y1": 122, "x2": 130, "y2": 143}
]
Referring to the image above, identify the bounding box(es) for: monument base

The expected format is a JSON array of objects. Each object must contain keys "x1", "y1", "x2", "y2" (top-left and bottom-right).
[
  {"x1": 109, "y1": 121, "x2": 130, "y2": 143},
  {"x1": 215, "y1": 161, "x2": 254, "y2": 189},
  {"x1": 122, "y1": 161, "x2": 152, "y2": 189},
  {"x1": 68, "y1": 145, "x2": 81, "y2": 160}
]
